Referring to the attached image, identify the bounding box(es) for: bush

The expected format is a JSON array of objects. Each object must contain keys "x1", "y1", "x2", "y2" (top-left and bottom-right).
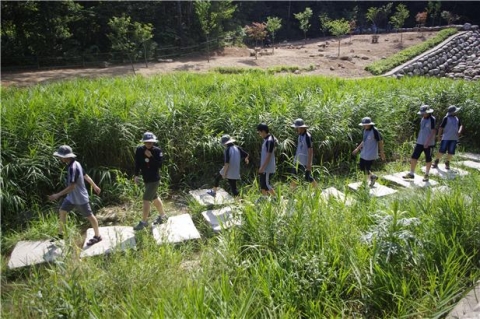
[{"x1": 365, "y1": 28, "x2": 458, "y2": 75}]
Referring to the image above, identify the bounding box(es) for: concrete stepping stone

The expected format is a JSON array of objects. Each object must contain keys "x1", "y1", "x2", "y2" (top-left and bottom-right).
[
  {"x1": 458, "y1": 152, "x2": 480, "y2": 162},
  {"x1": 8, "y1": 240, "x2": 64, "y2": 269},
  {"x1": 202, "y1": 206, "x2": 241, "y2": 232},
  {"x1": 321, "y1": 187, "x2": 354, "y2": 205},
  {"x1": 460, "y1": 160, "x2": 480, "y2": 171},
  {"x1": 446, "y1": 280, "x2": 480, "y2": 319},
  {"x1": 348, "y1": 182, "x2": 397, "y2": 197},
  {"x1": 421, "y1": 166, "x2": 469, "y2": 179},
  {"x1": 152, "y1": 214, "x2": 201, "y2": 244},
  {"x1": 382, "y1": 172, "x2": 438, "y2": 188},
  {"x1": 80, "y1": 226, "x2": 136, "y2": 258},
  {"x1": 189, "y1": 188, "x2": 234, "y2": 206}
]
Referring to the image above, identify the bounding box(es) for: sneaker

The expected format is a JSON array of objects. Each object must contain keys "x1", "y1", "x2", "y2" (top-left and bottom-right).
[
  {"x1": 432, "y1": 159, "x2": 439, "y2": 169},
  {"x1": 86, "y1": 235, "x2": 102, "y2": 246},
  {"x1": 133, "y1": 221, "x2": 148, "y2": 231},
  {"x1": 369, "y1": 174, "x2": 378, "y2": 187},
  {"x1": 207, "y1": 189, "x2": 216, "y2": 197},
  {"x1": 153, "y1": 215, "x2": 168, "y2": 225},
  {"x1": 422, "y1": 174, "x2": 429, "y2": 182},
  {"x1": 445, "y1": 161, "x2": 450, "y2": 170},
  {"x1": 402, "y1": 173, "x2": 415, "y2": 179}
]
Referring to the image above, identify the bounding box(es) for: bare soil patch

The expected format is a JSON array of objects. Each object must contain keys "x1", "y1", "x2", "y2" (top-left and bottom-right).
[{"x1": 1, "y1": 32, "x2": 437, "y2": 87}]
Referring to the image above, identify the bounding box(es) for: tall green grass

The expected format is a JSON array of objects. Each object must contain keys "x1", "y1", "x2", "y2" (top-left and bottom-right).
[
  {"x1": 2, "y1": 74, "x2": 480, "y2": 230},
  {"x1": 2, "y1": 173, "x2": 479, "y2": 318}
]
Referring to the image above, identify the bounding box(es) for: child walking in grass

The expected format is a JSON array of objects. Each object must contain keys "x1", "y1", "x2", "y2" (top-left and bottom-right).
[
  {"x1": 133, "y1": 132, "x2": 168, "y2": 231},
  {"x1": 432, "y1": 105, "x2": 463, "y2": 170},
  {"x1": 257, "y1": 123, "x2": 276, "y2": 197},
  {"x1": 290, "y1": 118, "x2": 318, "y2": 188},
  {"x1": 403, "y1": 105, "x2": 436, "y2": 182},
  {"x1": 352, "y1": 117, "x2": 386, "y2": 187},
  {"x1": 48, "y1": 145, "x2": 102, "y2": 245},
  {"x1": 208, "y1": 134, "x2": 249, "y2": 197}
]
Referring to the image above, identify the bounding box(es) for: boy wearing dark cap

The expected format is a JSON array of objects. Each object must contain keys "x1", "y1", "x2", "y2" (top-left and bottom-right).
[
  {"x1": 403, "y1": 105, "x2": 436, "y2": 182},
  {"x1": 352, "y1": 117, "x2": 386, "y2": 187},
  {"x1": 432, "y1": 105, "x2": 463, "y2": 170},
  {"x1": 257, "y1": 123, "x2": 276, "y2": 197},
  {"x1": 133, "y1": 132, "x2": 168, "y2": 231},
  {"x1": 48, "y1": 145, "x2": 102, "y2": 245},
  {"x1": 208, "y1": 134, "x2": 249, "y2": 197},
  {"x1": 290, "y1": 118, "x2": 318, "y2": 188}
]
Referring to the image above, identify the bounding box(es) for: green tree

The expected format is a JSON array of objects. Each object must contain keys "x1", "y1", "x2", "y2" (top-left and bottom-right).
[
  {"x1": 366, "y1": 3, "x2": 392, "y2": 33},
  {"x1": 194, "y1": 0, "x2": 236, "y2": 63},
  {"x1": 107, "y1": 15, "x2": 154, "y2": 74},
  {"x1": 441, "y1": 11, "x2": 460, "y2": 26},
  {"x1": 326, "y1": 19, "x2": 350, "y2": 57},
  {"x1": 266, "y1": 16, "x2": 282, "y2": 54},
  {"x1": 294, "y1": 7, "x2": 313, "y2": 44},
  {"x1": 245, "y1": 22, "x2": 267, "y2": 48},
  {"x1": 427, "y1": 1, "x2": 442, "y2": 26},
  {"x1": 318, "y1": 12, "x2": 331, "y2": 38},
  {"x1": 390, "y1": 3, "x2": 409, "y2": 46}
]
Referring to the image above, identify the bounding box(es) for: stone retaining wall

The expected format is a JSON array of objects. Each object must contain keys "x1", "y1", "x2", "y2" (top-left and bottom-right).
[{"x1": 390, "y1": 28, "x2": 480, "y2": 81}]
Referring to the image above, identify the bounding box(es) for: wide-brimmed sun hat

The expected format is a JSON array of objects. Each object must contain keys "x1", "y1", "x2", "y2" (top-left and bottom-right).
[
  {"x1": 447, "y1": 105, "x2": 461, "y2": 114},
  {"x1": 220, "y1": 134, "x2": 236, "y2": 145},
  {"x1": 53, "y1": 145, "x2": 77, "y2": 158},
  {"x1": 417, "y1": 104, "x2": 434, "y2": 114},
  {"x1": 291, "y1": 118, "x2": 309, "y2": 128},
  {"x1": 140, "y1": 132, "x2": 158, "y2": 143},
  {"x1": 359, "y1": 117, "x2": 375, "y2": 126}
]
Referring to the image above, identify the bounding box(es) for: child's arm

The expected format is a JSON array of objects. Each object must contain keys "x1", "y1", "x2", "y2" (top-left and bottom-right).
[
  {"x1": 84, "y1": 174, "x2": 101, "y2": 195},
  {"x1": 352, "y1": 141, "x2": 364, "y2": 155},
  {"x1": 48, "y1": 184, "x2": 76, "y2": 201},
  {"x1": 379, "y1": 140, "x2": 386, "y2": 161},
  {"x1": 239, "y1": 147, "x2": 250, "y2": 165}
]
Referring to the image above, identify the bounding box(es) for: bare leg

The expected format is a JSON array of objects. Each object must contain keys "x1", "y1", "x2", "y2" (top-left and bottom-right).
[
  {"x1": 59, "y1": 210, "x2": 67, "y2": 235},
  {"x1": 86, "y1": 215, "x2": 100, "y2": 237},
  {"x1": 410, "y1": 159, "x2": 418, "y2": 173},
  {"x1": 142, "y1": 200, "x2": 151, "y2": 223},
  {"x1": 425, "y1": 161, "x2": 432, "y2": 175},
  {"x1": 152, "y1": 197, "x2": 166, "y2": 217}
]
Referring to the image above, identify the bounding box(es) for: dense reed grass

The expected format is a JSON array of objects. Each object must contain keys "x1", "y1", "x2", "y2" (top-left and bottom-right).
[{"x1": 2, "y1": 73, "x2": 480, "y2": 230}]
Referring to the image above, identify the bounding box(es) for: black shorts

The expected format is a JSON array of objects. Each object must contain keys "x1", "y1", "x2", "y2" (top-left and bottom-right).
[
  {"x1": 411, "y1": 144, "x2": 433, "y2": 162},
  {"x1": 290, "y1": 164, "x2": 314, "y2": 183},
  {"x1": 359, "y1": 158, "x2": 374, "y2": 173},
  {"x1": 259, "y1": 173, "x2": 274, "y2": 191}
]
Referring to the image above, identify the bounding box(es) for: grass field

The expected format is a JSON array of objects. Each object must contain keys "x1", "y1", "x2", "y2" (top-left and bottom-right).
[{"x1": 1, "y1": 73, "x2": 480, "y2": 318}]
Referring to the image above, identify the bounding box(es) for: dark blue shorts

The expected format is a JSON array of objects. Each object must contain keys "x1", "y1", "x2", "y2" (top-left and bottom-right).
[
  {"x1": 411, "y1": 144, "x2": 433, "y2": 162},
  {"x1": 290, "y1": 164, "x2": 314, "y2": 183},
  {"x1": 60, "y1": 199, "x2": 93, "y2": 217},
  {"x1": 359, "y1": 158, "x2": 374, "y2": 173},
  {"x1": 439, "y1": 140, "x2": 457, "y2": 154},
  {"x1": 259, "y1": 173, "x2": 274, "y2": 191}
]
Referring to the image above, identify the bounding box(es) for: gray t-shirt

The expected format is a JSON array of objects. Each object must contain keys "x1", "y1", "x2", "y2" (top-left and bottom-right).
[
  {"x1": 261, "y1": 135, "x2": 276, "y2": 173},
  {"x1": 416, "y1": 116, "x2": 436, "y2": 146},
  {"x1": 220, "y1": 145, "x2": 241, "y2": 180},
  {"x1": 361, "y1": 128, "x2": 382, "y2": 161},
  {"x1": 65, "y1": 160, "x2": 89, "y2": 205},
  {"x1": 294, "y1": 131, "x2": 313, "y2": 166},
  {"x1": 440, "y1": 115, "x2": 461, "y2": 141}
]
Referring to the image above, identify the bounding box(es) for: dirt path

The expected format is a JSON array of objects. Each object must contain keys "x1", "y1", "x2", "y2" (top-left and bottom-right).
[{"x1": 1, "y1": 31, "x2": 437, "y2": 87}]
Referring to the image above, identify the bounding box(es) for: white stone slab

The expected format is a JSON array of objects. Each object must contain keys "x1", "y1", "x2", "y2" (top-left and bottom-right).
[
  {"x1": 152, "y1": 214, "x2": 201, "y2": 244},
  {"x1": 382, "y1": 172, "x2": 438, "y2": 188},
  {"x1": 202, "y1": 206, "x2": 241, "y2": 232},
  {"x1": 80, "y1": 226, "x2": 136, "y2": 258},
  {"x1": 189, "y1": 188, "x2": 234, "y2": 206},
  {"x1": 460, "y1": 160, "x2": 480, "y2": 171},
  {"x1": 458, "y1": 152, "x2": 480, "y2": 162},
  {"x1": 421, "y1": 166, "x2": 469, "y2": 179},
  {"x1": 446, "y1": 280, "x2": 480, "y2": 319},
  {"x1": 321, "y1": 187, "x2": 354, "y2": 206},
  {"x1": 348, "y1": 182, "x2": 397, "y2": 197},
  {"x1": 8, "y1": 240, "x2": 64, "y2": 269}
]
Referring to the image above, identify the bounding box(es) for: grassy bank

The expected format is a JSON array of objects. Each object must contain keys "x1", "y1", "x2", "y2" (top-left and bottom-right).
[{"x1": 2, "y1": 73, "x2": 480, "y2": 229}]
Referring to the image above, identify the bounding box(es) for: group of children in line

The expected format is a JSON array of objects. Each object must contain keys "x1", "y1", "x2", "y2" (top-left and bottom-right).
[{"x1": 48, "y1": 104, "x2": 463, "y2": 244}]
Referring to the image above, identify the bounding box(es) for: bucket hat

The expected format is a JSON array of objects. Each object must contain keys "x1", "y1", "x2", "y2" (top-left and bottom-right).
[
  {"x1": 358, "y1": 117, "x2": 375, "y2": 126},
  {"x1": 291, "y1": 118, "x2": 309, "y2": 128},
  {"x1": 417, "y1": 105, "x2": 434, "y2": 115},
  {"x1": 53, "y1": 145, "x2": 76, "y2": 158},
  {"x1": 447, "y1": 105, "x2": 461, "y2": 114},
  {"x1": 220, "y1": 134, "x2": 236, "y2": 145},
  {"x1": 140, "y1": 132, "x2": 158, "y2": 143}
]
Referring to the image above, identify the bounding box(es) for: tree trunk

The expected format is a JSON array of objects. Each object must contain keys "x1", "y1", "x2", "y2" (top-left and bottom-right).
[
  {"x1": 272, "y1": 36, "x2": 275, "y2": 54},
  {"x1": 128, "y1": 53, "x2": 136, "y2": 75},
  {"x1": 143, "y1": 43, "x2": 148, "y2": 68},
  {"x1": 206, "y1": 36, "x2": 210, "y2": 63},
  {"x1": 337, "y1": 39, "x2": 341, "y2": 57}
]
